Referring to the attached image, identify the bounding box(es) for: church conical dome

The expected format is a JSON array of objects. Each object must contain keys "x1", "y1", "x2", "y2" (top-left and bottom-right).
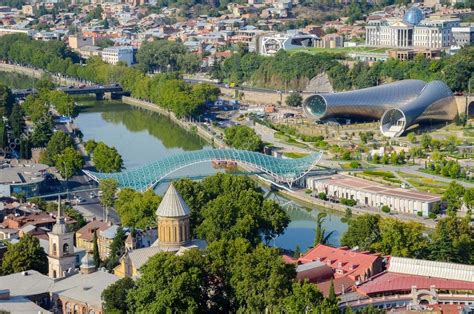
[{"x1": 156, "y1": 184, "x2": 190, "y2": 218}]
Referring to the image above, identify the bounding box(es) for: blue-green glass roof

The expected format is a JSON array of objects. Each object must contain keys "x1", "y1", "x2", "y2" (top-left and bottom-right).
[{"x1": 83, "y1": 149, "x2": 322, "y2": 191}]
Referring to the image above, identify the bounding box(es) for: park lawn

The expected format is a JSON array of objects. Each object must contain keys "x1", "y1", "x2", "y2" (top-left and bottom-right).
[
  {"x1": 396, "y1": 171, "x2": 448, "y2": 194},
  {"x1": 283, "y1": 152, "x2": 310, "y2": 158}
]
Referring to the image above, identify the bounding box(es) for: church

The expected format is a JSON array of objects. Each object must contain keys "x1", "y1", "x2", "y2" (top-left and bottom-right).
[{"x1": 114, "y1": 183, "x2": 207, "y2": 278}]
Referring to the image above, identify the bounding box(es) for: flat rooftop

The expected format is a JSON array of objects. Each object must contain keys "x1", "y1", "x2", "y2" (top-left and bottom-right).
[
  {"x1": 311, "y1": 174, "x2": 440, "y2": 202},
  {"x1": 0, "y1": 164, "x2": 48, "y2": 185}
]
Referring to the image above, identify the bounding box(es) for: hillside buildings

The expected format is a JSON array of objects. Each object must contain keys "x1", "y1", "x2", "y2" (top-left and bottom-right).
[
  {"x1": 101, "y1": 46, "x2": 134, "y2": 65},
  {"x1": 365, "y1": 6, "x2": 460, "y2": 49}
]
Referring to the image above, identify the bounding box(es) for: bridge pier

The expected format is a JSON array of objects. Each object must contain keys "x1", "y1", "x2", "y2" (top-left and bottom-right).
[{"x1": 95, "y1": 92, "x2": 104, "y2": 100}]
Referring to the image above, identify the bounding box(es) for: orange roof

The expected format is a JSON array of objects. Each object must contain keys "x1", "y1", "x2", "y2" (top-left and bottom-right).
[
  {"x1": 298, "y1": 244, "x2": 381, "y2": 281},
  {"x1": 76, "y1": 220, "x2": 110, "y2": 242}
]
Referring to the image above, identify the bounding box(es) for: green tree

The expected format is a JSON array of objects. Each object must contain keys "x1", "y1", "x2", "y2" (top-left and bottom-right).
[
  {"x1": 285, "y1": 92, "x2": 303, "y2": 107},
  {"x1": 55, "y1": 147, "x2": 84, "y2": 180},
  {"x1": 373, "y1": 218, "x2": 429, "y2": 258},
  {"x1": 48, "y1": 90, "x2": 75, "y2": 116},
  {"x1": 64, "y1": 206, "x2": 87, "y2": 231},
  {"x1": 127, "y1": 249, "x2": 209, "y2": 313},
  {"x1": 420, "y1": 133, "x2": 432, "y2": 150},
  {"x1": 115, "y1": 189, "x2": 161, "y2": 229},
  {"x1": 340, "y1": 214, "x2": 381, "y2": 251},
  {"x1": 229, "y1": 243, "x2": 295, "y2": 311},
  {"x1": 40, "y1": 131, "x2": 74, "y2": 165},
  {"x1": 281, "y1": 280, "x2": 324, "y2": 312},
  {"x1": 314, "y1": 212, "x2": 335, "y2": 246},
  {"x1": 99, "y1": 178, "x2": 118, "y2": 222},
  {"x1": 328, "y1": 279, "x2": 337, "y2": 304},
  {"x1": 106, "y1": 226, "x2": 126, "y2": 271},
  {"x1": 84, "y1": 139, "x2": 97, "y2": 155},
  {"x1": 93, "y1": 230, "x2": 100, "y2": 267},
  {"x1": 407, "y1": 132, "x2": 416, "y2": 143},
  {"x1": 1, "y1": 234, "x2": 47, "y2": 275},
  {"x1": 9, "y1": 104, "x2": 25, "y2": 139},
  {"x1": 102, "y1": 277, "x2": 136, "y2": 314},
  {"x1": 31, "y1": 114, "x2": 54, "y2": 147},
  {"x1": 224, "y1": 125, "x2": 263, "y2": 151},
  {"x1": 92, "y1": 142, "x2": 123, "y2": 173},
  {"x1": 429, "y1": 213, "x2": 473, "y2": 264},
  {"x1": 0, "y1": 84, "x2": 14, "y2": 116},
  {"x1": 442, "y1": 181, "x2": 465, "y2": 213}
]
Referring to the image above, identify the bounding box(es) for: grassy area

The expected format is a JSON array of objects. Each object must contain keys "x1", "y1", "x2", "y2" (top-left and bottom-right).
[
  {"x1": 274, "y1": 131, "x2": 309, "y2": 149},
  {"x1": 283, "y1": 152, "x2": 309, "y2": 158},
  {"x1": 357, "y1": 169, "x2": 401, "y2": 185},
  {"x1": 362, "y1": 170, "x2": 395, "y2": 178},
  {"x1": 289, "y1": 46, "x2": 388, "y2": 55},
  {"x1": 396, "y1": 171, "x2": 448, "y2": 194}
]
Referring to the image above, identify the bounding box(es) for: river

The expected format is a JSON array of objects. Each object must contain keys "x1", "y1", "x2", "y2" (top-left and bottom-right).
[{"x1": 74, "y1": 99, "x2": 348, "y2": 252}]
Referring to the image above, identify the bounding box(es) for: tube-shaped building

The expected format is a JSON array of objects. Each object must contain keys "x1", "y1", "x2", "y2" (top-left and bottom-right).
[{"x1": 303, "y1": 80, "x2": 458, "y2": 137}]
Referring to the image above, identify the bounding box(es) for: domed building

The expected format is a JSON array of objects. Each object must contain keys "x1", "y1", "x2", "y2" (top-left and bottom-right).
[
  {"x1": 365, "y1": 6, "x2": 460, "y2": 49},
  {"x1": 403, "y1": 6, "x2": 424, "y2": 25},
  {"x1": 114, "y1": 184, "x2": 206, "y2": 278}
]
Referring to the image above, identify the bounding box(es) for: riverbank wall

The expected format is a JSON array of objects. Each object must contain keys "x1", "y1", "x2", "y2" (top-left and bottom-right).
[{"x1": 121, "y1": 96, "x2": 225, "y2": 147}]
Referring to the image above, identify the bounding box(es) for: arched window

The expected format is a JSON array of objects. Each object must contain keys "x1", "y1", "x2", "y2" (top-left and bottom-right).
[
  {"x1": 53, "y1": 270, "x2": 57, "y2": 278},
  {"x1": 52, "y1": 243, "x2": 57, "y2": 256},
  {"x1": 63, "y1": 243, "x2": 69, "y2": 255},
  {"x1": 65, "y1": 303, "x2": 72, "y2": 314},
  {"x1": 73, "y1": 304, "x2": 80, "y2": 314}
]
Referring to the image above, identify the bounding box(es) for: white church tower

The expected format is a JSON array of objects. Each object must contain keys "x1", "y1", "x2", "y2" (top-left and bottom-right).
[{"x1": 47, "y1": 199, "x2": 76, "y2": 279}]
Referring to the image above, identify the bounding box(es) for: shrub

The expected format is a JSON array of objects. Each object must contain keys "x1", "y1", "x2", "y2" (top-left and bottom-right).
[
  {"x1": 340, "y1": 198, "x2": 357, "y2": 206},
  {"x1": 417, "y1": 211, "x2": 423, "y2": 217},
  {"x1": 318, "y1": 192, "x2": 327, "y2": 200},
  {"x1": 381, "y1": 205, "x2": 390, "y2": 213}
]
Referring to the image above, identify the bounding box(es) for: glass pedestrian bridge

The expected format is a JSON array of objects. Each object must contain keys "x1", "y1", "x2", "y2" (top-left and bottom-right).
[{"x1": 83, "y1": 149, "x2": 322, "y2": 191}]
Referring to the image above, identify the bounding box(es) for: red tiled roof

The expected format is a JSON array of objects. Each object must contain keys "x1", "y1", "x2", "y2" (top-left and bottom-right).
[
  {"x1": 282, "y1": 255, "x2": 298, "y2": 264},
  {"x1": 76, "y1": 220, "x2": 110, "y2": 242},
  {"x1": 317, "y1": 277, "x2": 355, "y2": 296},
  {"x1": 298, "y1": 244, "x2": 381, "y2": 280},
  {"x1": 356, "y1": 272, "x2": 474, "y2": 296}
]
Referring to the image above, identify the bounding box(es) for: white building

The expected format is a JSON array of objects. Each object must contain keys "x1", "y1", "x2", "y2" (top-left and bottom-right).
[
  {"x1": 257, "y1": 31, "x2": 319, "y2": 55},
  {"x1": 306, "y1": 174, "x2": 441, "y2": 217},
  {"x1": 101, "y1": 46, "x2": 134, "y2": 66},
  {"x1": 452, "y1": 26, "x2": 474, "y2": 47},
  {"x1": 365, "y1": 6, "x2": 460, "y2": 49}
]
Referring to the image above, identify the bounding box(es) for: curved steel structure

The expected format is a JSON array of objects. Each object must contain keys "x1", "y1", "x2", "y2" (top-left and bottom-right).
[
  {"x1": 83, "y1": 149, "x2": 322, "y2": 191},
  {"x1": 303, "y1": 80, "x2": 457, "y2": 137}
]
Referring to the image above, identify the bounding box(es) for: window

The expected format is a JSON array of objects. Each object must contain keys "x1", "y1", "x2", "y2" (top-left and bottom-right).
[
  {"x1": 63, "y1": 243, "x2": 70, "y2": 255},
  {"x1": 52, "y1": 243, "x2": 57, "y2": 255}
]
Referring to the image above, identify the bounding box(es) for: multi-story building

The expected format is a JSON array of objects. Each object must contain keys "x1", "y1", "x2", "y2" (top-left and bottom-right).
[
  {"x1": 365, "y1": 6, "x2": 460, "y2": 49},
  {"x1": 307, "y1": 174, "x2": 441, "y2": 216},
  {"x1": 76, "y1": 219, "x2": 118, "y2": 259},
  {"x1": 101, "y1": 46, "x2": 134, "y2": 65},
  {"x1": 452, "y1": 26, "x2": 474, "y2": 47}
]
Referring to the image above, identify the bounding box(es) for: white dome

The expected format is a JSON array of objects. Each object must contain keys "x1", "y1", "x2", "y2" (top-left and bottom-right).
[{"x1": 156, "y1": 184, "x2": 190, "y2": 218}]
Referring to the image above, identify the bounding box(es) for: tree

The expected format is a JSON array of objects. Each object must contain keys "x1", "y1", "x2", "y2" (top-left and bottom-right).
[
  {"x1": 314, "y1": 212, "x2": 335, "y2": 246},
  {"x1": 127, "y1": 249, "x2": 210, "y2": 313},
  {"x1": 84, "y1": 139, "x2": 97, "y2": 155},
  {"x1": 31, "y1": 114, "x2": 54, "y2": 147},
  {"x1": 442, "y1": 181, "x2": 465, "y2": 213},
  {"x1": 327, "y1": 279, "x2": 337, "y2": 304},
  {"x1": 106, "y1": 226, "x2": 126, "y2": 271},
  {"x1": 48, "y1": 90, "x2": 75, "y2": 116},
  {"x1": 420, "y1": 133, "x2": 432, "y2": 150},
  {"x1": 429, "y1": 213, "x2": 473, "y2": 264},
  {"x1": 0, "y1": 84, "x2": 14, "y2": 116},
  {"x1": 373, "y1": 218, "x2": 429, "y2": 258},
  {"x1": 340, "y1": 214, "x2": 381, "y2": 251},
  {"x1": 102, "y1": 277, "x2": 135, "y2": 314},
  {"x1": 281, "y1": 281, "x2": 324, "y2": 312},
  {"x1": 407, "y1": 132, "x2": 416, "y2": 143},
  {"x1": 9, "y1": 104, "x2": 25, "y2": 138},
  {"x1": 55, "y1": 147, "x2": 84, "y2": 180},
  {"x1": 40, "y1": 131, "x2": 74, "y2": 165},
  {"x1": 115, "y1": 189, "x2": 161, "y2": 229},
  {"x1": 64, "y1": 206, "x2": 86, "y2": 231},
  {"x1": 93, "y1": 230, "x2": 100, "y2": 267},
  {"x1": 224, "y1": 125, "x2": 263, "y2": 152},
  {"x1": 99, "y1": 178, "x2": 118, "y2": 222},
  {"x1": 229, "y1": 243, "x2": 295, "y2": 311},
  {"x1": 1, "y1": 234, "x2": 47, "y2": 275},
  {"x1": 285, "y1": 92, "x2": 303, "y2": 107},
  {"x1": 92, "y1": 142, "x2": 123, "y2": 173}
]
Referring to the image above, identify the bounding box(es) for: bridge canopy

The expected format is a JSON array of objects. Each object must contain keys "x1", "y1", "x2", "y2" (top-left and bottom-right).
[{"x1": 83, "y1": 149, "x2": 322, "y2": 191}]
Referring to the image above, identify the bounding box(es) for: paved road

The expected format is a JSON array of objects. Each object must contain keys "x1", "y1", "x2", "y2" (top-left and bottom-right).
[{"x1": 379, "y1": 164, "x2": 474, "y2": 188}]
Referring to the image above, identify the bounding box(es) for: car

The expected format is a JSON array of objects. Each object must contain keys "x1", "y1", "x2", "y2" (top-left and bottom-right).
[{"x1": 89, "y1": 192, "x2": 96, "y2": 199}]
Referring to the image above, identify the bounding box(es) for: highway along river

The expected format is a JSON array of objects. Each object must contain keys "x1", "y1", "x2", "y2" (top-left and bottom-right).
[{"x1": 75, "y1": 99, "x2": 348, "y2": 252}]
